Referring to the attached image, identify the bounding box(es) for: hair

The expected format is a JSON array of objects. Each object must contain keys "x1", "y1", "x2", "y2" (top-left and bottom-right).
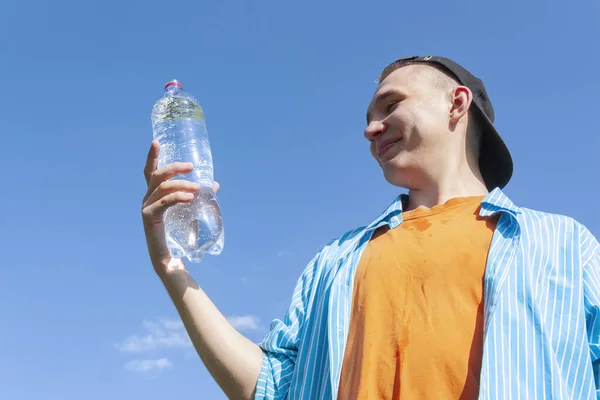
[{"x1": 379, "y1": 60, "x2": 482, "y2": 159}]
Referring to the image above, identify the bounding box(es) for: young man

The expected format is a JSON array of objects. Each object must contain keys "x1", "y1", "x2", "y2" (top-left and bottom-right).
[{"x1": 141, "y1": 56, "x2": 600, "y2": 399}]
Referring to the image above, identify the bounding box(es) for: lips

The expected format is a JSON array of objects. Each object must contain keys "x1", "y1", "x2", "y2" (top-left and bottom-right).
[{"x1": 376, "y1": 138, "x2": 402, "y2": 158}]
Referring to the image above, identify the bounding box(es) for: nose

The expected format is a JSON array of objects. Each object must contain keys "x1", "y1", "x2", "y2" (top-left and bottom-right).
[{"x1": 364, "y1": 120, "x2": 386, "y2": 141}]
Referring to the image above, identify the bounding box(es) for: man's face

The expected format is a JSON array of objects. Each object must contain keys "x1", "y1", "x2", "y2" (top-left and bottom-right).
[{"x1": 365, "y1": 65, "x2": 455, "y2": 188}]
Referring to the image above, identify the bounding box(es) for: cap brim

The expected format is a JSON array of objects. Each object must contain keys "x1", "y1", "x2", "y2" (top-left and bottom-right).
[{"x1": 471, "y1": 103, "x2": 513, "y2": 191}]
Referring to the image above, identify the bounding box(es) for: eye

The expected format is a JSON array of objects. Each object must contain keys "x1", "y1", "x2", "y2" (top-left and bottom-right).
[{"x1": 386, "y1": 100, "x2": 400, "y2": 112}]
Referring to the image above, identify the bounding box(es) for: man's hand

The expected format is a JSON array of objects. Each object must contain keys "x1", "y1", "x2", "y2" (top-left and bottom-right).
[{"x1": 141, "y1": 140, "x2": 220, "y2": 271}]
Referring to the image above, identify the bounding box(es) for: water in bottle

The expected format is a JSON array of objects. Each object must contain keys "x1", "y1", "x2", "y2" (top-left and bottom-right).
[{"x1": 151, "y1": 80, "x2": 224, "y2": 263}]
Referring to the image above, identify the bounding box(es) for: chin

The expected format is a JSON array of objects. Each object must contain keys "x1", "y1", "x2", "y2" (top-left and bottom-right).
[
  {"x1": 380, "y1": 160, "x2": 414, "y2": 189},
  {"x1": 382, "y1": 165, "x2": 412, "y2": 189}
]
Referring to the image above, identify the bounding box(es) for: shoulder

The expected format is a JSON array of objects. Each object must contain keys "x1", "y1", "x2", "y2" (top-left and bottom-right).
[
  {"x1": 298, "y1": 195, "x2": 402, "y2": 285},
  {"x1": 322, "y1": 225, "x2": 368, "y2": 253},
  {"x1": 518, "y1": 206, "x2": 580, "y2": 230},
  {"x1": 298, "y1": 225, "x2": 368, "y2": 270},
  {"x1": 305, "y1": 225, "x2": 368, "y2": 275},
  {"x1": 517, "y1": 207, "x2": 597, "y2": 250}
]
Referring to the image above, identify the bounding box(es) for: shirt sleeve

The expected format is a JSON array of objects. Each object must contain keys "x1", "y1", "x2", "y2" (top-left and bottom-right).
[
  {"x1": 581, "y1": 224, "x2": 600, "y2": 398},
  {"x1": 253, "y1": 251, "x2": 323, "y2": 400}
]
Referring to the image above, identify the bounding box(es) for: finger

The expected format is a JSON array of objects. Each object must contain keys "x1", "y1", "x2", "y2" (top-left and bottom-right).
[
  {"x1": 214, "y1": 181, "x2": 220, "y2": 192},
  {"x1": 142, "y1": 191, "x2": 195, "y2": 223},
  {"x1": 144, "y1": 140, "x2": 160, "y2": 185},
  {"x1": 147, "y1": 162, "x2": 195, "y2": 194},
  {"x1": 144, "y1": 180, "x2": 201, "y2": 206}
]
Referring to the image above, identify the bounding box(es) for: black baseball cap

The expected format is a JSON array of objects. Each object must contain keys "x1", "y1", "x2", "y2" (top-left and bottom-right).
[{"x1": 384, "y1": 56, "x2": 513, "y2": 190}]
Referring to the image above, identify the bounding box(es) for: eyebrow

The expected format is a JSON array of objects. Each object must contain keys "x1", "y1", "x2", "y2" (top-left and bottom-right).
[{"x1": 366, "y1": 89, "x2": 402, "y2": 124}]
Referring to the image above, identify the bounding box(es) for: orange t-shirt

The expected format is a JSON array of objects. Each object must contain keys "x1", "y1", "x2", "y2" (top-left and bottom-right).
[{"x1": 337, "y1": 196, "x2": 498, "y2": 400}]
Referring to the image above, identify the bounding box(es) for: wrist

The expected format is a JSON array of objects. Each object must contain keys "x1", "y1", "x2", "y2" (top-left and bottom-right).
[
  {"x1": 154, "y1": 256, "x2": 187, "y2": 278},
  {"x1": 156, "y1": 261, "x2": 200, "y2": 295}
]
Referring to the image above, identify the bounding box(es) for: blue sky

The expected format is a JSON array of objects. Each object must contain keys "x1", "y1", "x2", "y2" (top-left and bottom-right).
[{"x1": 1, "y1": 0, "x2": 599, "y2": 398}]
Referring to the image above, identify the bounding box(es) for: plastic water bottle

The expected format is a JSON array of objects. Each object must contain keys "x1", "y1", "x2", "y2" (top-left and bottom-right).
[{"x1": 151, "y1": 80, "x2": 224, "y2": 263}]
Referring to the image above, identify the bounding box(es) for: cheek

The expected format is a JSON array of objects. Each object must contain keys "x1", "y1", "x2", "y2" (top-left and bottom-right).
[
  {"x1": 388, "y1": 107, "x2": 418, "y2": 140},
  {"x1": 405, "y1": 108, "x2": 442, "y2": 147},
  {"x1": 415, "y1": 101, "x2": 448, "y2": 136},
  {"x1": 369, "y1": 142, "x2": 383, "y2": 167}
]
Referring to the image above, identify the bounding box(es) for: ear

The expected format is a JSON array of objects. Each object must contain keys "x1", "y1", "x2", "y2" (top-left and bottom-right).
[{"x1": 449, "y1": 86, "x2": 473, "y2": 124}]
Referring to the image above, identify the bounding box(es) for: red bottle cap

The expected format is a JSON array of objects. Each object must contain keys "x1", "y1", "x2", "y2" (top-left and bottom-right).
[{"x1": 165, "y1": 80, "x2": 183, "y2": 90}]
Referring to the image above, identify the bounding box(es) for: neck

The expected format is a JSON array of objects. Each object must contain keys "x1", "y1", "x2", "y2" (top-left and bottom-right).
[{"x1": 404, "y1": 159, "x2": 488, "y2": 211}]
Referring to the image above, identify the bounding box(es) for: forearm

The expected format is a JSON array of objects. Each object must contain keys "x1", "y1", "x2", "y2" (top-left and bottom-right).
[{"x1": 158, "y1": 260, "x2": 263, "y2": 400}]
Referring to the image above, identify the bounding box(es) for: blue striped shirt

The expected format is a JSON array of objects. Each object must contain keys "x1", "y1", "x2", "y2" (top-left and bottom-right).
[{"x1": 254, "y1": 188, "x2": 600, "y2": 399}]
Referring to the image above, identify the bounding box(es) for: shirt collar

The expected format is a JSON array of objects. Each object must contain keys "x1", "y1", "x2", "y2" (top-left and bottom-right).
[
  {"x1": 479, "y1": 187, "x2": 521, "y2": 218},
  {"x1": 366, "y1": 194, "x2": 406, "y2": 231},
  {"x1": 367, "y1": 187, "x2": 520, "y2": 231}
]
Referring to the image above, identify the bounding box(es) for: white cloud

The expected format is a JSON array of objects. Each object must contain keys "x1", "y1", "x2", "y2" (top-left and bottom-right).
[
  {"x1": 228, "y1": 315, "x2": 261, "y2": 332},
  {"x1": 124, "y1": 358, "x2": 173, "y2": 373},
  {"x1": 116, "y1": 318, "x2": 191, "y2": 353},
  {"x1": 158, "y1": 318, "x2": 184, "y2": 330}
]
